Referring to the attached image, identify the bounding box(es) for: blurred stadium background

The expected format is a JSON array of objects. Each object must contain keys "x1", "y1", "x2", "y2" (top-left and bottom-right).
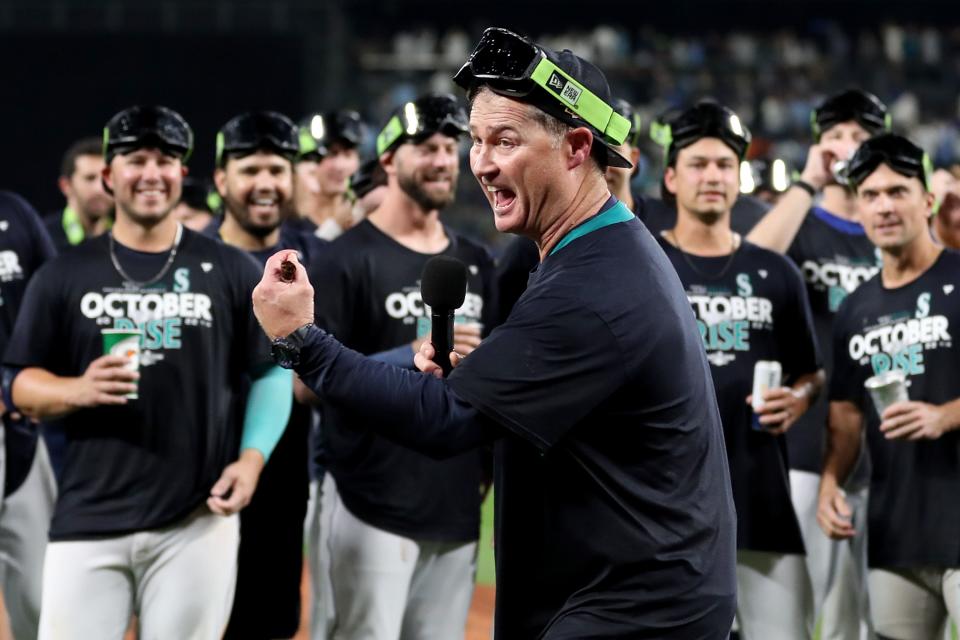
[
  {"x1": 3, "y1": 0, "x2": 959, "y2": 250},
  {"x1": 1, "y1": 1, "x2": 959, "y2": 637}
]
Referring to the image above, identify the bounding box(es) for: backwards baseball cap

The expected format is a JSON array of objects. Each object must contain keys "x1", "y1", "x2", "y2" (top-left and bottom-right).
[
  {"x1": 650, "y1": 100, "x2": 751, "y2": 164},
  {"x1": 845, "y1": 133, "x2": 932, "y2": 192},
  {"x1": 453, "y1": 27, "x2": 632, "y2": 169},
  {"x1": 299, "y1": 110, "x2": 365, "y2": 159},
  {"x1": 216, "y1": 111, "x2": 299, "y2": 168},
  {"x1": 103, "y1": 105, "x2": 193, "y2": 163},
  {"x1": 811, "y1": 89, "x2": 891, "y2": 142},
  {"x1": 376, "y1": 93, "x2": 469, "y2": 156}
]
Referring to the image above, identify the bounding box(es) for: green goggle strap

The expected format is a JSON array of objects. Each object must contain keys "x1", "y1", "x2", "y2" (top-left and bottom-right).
[
  {"x1": 376, "y1": 116, "x2": 405, "y2": 156},
  {"x1": 922, "y1": 152, "x2": 933, "y2": 193},
  {"x1": 215, "y1": 131, "x2": 225, "y2": 166},
  {"x1": 299, "y1": 128, "x2": 319, "y2": 156},
  {"x1": 529, "y1": 57, "x2": 630, "y2": 145},
  {"x1": 649, "y1": 121, "x2": 673, "y2": 163}
]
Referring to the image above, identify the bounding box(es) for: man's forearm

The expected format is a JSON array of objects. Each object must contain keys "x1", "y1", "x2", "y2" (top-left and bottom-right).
[
  {"x1": 821, "y1": 400, "x2": 864, "y2": 491},
  {"x1": 11, "y1": 367, "x2": 81, "y2": 421},
  {"x1": 935, "y1": 397, "x2": 960, "y2": 434},
  {"x1": 746, "y1": 186, "x2": 815, "y2": 254},
  {"x1": 295, "y1": 326, "x2": 496, "y2": 458}
]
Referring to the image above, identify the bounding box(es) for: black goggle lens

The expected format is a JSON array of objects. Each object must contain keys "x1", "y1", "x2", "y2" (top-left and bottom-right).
[
  {"x1": 224, "y1": 113, "x2": 298, "y2": 153},
  {"x1": 468, "y1": 29, "x2": 537, "y2": 79},
  {"x1": 847, "y1": 136, "x2": 926, "y2": 187}
]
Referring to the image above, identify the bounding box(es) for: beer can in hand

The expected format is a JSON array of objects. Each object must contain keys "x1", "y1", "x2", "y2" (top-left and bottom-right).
[
  {"x1": 865, "y1": 370, "x2": 908, "y2": 418},
  {"x1": 751, "y1": 360, "x2": 782, "y2": 431}
]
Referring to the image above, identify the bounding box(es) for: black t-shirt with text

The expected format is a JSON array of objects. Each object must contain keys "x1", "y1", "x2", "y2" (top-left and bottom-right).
[
  {"x1": 310, "y1": 219, "x2": 496, "y2": 542},
  {"x1": 450, "y1": 210, "x2": 736, "y2": 638},
  {"x1": 658, "y1": 238, "x2": 820, "y2": 554},
  {"x1": 4, "y1": 228, "x2": 270, "y2": 540},
  {"x1": 785, "y1": 207, "x2": 880, "y2": 474},
  {"x1": 831, "y1": 250, "x2": 960, "y2": 568}
]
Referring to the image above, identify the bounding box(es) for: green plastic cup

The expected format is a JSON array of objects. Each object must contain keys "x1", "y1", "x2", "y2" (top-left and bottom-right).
[{"x1": 101, "y1": 328, "x2": 143, "y2": 399}]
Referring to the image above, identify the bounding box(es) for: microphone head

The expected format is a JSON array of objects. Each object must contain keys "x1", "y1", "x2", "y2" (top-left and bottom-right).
[{"x1": 421, "y1": 256, "x2": 468, "y2": 311}]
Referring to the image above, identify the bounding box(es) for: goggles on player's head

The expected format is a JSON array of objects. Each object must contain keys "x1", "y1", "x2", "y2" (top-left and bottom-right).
[
  {"x1": 376, "y1": 93, "x2": 469, "y2": 156},
  {"x1": 811, "y1": 89, "x2": 891, "y2": 142},
  {"x1": 453, "y1": 28, "x2": 631, "y2": 148},
  {"x1": 299, "y1": 110, "x2": 364, "y2": 160},
  {"x1": 845, "y1": 133, "x2": 932, "y2": 192},
  {"x1": 216, "y1": 111, "x2": 299, "y2": 167},
  {"x1": 651, "y1": 100, "x2": 751, "y2": 163},
  {"x1": 103, "y1": 105, "x2": 194, "y2": 162}
]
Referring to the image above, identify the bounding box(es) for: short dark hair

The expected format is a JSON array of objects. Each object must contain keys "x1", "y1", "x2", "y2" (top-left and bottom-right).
[
  {"x1": 468, "y1": 86, "x2": 607, "y2": 173},
  {"x1": 60, "y1": 137, "x2": 103, "y2": 178}
]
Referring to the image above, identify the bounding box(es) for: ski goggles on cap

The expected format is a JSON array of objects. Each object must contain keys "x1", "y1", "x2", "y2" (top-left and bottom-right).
[
  {"x1": 216, "y1": 111, "x2": 299, "y2": 167},
  {"x1": 811, "y1": 89, "x2": 890, "y2": 141},
  {"x1": 453, "y1": 28, "x2": 631, "y2": 150},
  {"x1": 299, "y1": 110, "x2": 364, "y2": 158},
  {"x1": 651, "y1": 101, "x2": 751, "y2": 162},
  {"x1": 103, "y1": 105, "x2": 193, "y2": 162},
  {"x1": 376, "y1": 93, "x2": 468, "y2": 155},
  {"x1": 845, "y1": 133, "x2": 932, "y2": 192}
]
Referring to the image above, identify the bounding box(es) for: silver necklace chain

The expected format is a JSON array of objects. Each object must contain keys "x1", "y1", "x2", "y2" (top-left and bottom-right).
[
  {"x1": 109, "y1": 224, "x2": 184, "y2": 288},
  {"x1": 666, "y1": 229, "x2": 740, "y2": 281}
]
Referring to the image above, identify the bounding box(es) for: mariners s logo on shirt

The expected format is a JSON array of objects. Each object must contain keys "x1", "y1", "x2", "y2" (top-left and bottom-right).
[
  {"x1": 687, "y1": 274, "x2": 774, "y2": 367},
  {"x1": 847, "y1": 292, "x2": 953, "y2": 377},
  {"x1": 79, "y1": 268, "x2": 213, "y2": 367}
]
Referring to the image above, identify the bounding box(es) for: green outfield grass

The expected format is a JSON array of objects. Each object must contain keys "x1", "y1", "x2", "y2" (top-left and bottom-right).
[{"x1": 477, "y1": 491, "x2": 496, "y2": 586}]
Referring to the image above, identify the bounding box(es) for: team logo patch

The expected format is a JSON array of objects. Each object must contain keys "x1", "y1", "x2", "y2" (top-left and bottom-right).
[
  {"x1": 547, "y1": 71, "x2": 582, "y2": 106},
  {"x1": 944, "y1": 285, "x2": 954, "y2": 295},
  {"x1": 201, "y1": 262, "x2": 213, "y2": 273}
]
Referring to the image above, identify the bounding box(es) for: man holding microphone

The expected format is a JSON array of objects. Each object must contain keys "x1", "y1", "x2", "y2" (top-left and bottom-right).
[{"x1": 254, "y1": 28, "x2": 736, "y2": 639}]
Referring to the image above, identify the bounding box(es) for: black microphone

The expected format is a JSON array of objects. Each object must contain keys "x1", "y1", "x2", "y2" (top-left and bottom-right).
[{"x1": 420, "y1": 256, "x2": 468, "y2": 377}]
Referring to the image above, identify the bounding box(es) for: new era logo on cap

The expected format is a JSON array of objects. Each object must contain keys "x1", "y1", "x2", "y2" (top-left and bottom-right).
[{"x1": 546, "y1": 71, "x2": 582, "y2": 107}]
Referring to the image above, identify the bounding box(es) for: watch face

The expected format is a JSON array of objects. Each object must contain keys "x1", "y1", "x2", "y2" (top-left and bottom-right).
[{"x1": 271, "y1": 339, "x2": 299, "y2": 369}]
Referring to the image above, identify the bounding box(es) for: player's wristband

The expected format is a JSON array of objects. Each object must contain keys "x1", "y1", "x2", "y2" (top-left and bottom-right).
[{"x1": 793, "y1": 180, "x2": 817, "y2": 197}]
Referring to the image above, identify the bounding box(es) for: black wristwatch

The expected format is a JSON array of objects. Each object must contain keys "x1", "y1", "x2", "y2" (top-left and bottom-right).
[{"x1": 271, "y1": 324, "x2": 314, "y2": 369}]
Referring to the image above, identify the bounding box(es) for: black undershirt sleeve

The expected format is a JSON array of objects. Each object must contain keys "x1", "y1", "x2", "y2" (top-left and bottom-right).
[{"x1": 295, "y1": 325, "x2": 499, "y2": 458}]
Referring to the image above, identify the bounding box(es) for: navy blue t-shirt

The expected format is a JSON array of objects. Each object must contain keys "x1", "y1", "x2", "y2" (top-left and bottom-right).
[
  {"x1": 310, "y1": 218, "x2": 496, "y2": 542},
  {"x1": 0, "y1": 192, "x2": 58, "y2": 494},
  {"x1": 831, "y1": 250, "x2": 960, "y2": 568},
  {"x1": 658, "y1": 238, "x2": 821, "y2": 554},
  {"x1": 449, "y1": 204, "x2": 736, "y2": 638}
]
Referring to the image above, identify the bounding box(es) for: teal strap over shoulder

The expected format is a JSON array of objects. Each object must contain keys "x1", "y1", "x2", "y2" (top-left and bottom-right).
[{"x1": 549, "y1": 201, "x2": 634, "y2": 256}]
